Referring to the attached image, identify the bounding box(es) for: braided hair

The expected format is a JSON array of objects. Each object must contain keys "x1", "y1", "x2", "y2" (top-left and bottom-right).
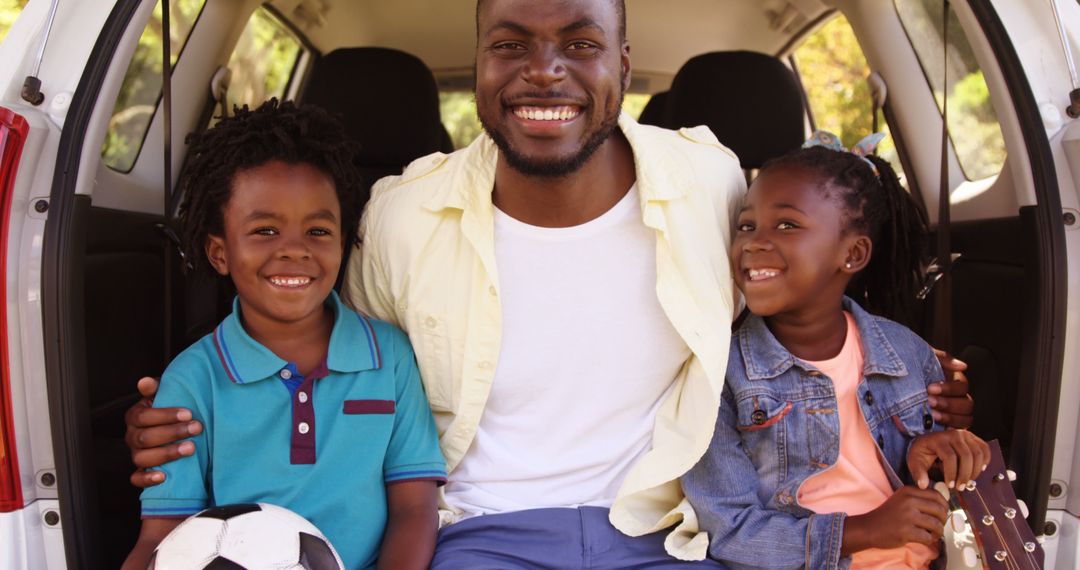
[
  {"x1": 177, "y1": 99, "x2": 363, "y2": 275},
  {"x1": 761, "y1": 146, "x2": 928, "y2": 324}
]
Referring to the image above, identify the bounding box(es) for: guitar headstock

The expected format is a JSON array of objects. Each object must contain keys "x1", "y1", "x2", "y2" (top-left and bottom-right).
[{"x1": 954, "y1": 440, "x2": 1044, "y2": 569}]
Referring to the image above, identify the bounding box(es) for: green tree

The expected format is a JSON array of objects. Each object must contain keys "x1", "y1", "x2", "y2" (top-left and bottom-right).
[{"x1": 0, "y1": 0, "x2": 30, "y2": 44}]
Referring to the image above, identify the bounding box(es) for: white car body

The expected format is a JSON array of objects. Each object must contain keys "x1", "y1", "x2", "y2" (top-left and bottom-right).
[{"x1": 1, "y1": 0, "x2": 1078, "y2": 567}]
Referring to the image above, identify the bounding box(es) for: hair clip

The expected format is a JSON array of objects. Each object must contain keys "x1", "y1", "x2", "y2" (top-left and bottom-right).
[{"x1": 802, "y1": 130, "x2": 886, "y2": 176}]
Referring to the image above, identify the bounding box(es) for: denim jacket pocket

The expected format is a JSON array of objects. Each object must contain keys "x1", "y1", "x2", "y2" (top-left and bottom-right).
[
  {"x1": 889, "y1": 392, "x2": 935, "y2": 438},
  {"x1": 737, "y1": 397, "x2": 793, "y2": 431}
]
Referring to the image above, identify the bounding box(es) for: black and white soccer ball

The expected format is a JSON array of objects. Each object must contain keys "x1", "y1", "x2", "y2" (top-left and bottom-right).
[{"x1": 148, "y1": 503, "x2": 344, "y2": 570}]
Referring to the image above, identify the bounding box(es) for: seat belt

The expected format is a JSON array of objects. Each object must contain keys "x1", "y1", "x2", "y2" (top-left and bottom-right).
[{"x1": 931, "y1": 0, "x2": 953, "y2": 355}]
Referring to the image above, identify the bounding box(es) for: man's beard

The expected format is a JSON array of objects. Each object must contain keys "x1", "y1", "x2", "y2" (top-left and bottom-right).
[{"x1": 480, "y1": 97, "x2": 623, "y2": 179}]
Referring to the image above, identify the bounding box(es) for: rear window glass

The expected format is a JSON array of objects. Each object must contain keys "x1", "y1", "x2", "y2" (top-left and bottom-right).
[
  {"x1": 894, "y1": 0, "x2": 1006, "y2": 180},
  {"x1": 215, "y1": 6, "x2": 305, "y2": 123},
  {"x1": 101, "y1": 0, "x2": 207, "y2": 173},
  {"x1": 792, "y1": 14, "x2": 907, "y2": 186},
  {"x1": 0, "y1": 0, "x2": 29, "y2": 45}
]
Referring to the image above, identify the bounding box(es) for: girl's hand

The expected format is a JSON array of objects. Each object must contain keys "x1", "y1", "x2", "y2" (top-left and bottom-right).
[
  {"x1": 907, "y1": 430, "x2": 991, "y2": 490},
  {"x1": 842, "y1": 486, "x2": 949, "y2": 554}
]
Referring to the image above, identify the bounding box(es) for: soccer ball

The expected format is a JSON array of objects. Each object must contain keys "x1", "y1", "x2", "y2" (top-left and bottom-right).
[{"x1": 148, "y1": 503, "x2": 343, "y2": 570}]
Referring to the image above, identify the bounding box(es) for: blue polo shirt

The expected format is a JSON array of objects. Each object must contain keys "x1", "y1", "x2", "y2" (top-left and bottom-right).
[{"x1": 141, "y1": 292, "x2": 446, "y2": 569}]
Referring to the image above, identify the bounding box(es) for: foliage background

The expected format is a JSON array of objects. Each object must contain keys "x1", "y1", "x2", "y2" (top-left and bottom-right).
[
  {"x1": 0, "y1": 2, "x2": 1002, "y2": 180},
  {"x1": 0, "y1": 0, "x2": 28, "y2": 44}
]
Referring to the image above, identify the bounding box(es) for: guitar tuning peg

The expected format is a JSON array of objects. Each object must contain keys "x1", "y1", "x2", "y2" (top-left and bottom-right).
[
  {"x1": 933, "y1": 481, "x2": 950, "y2": 499},
  {"x1": 994, "y1": 550, "x2": 1008, "y2": 561},
  {"x1": 1037, "y1": 535, "x2": 1046, "y2": 544},
  {"x1": 1018, "y1": 499, "x2": 1029, "y2": 519},
  {"x1": 962, "y1": 546, "x2": 980, "y2": 568},
  {"x1": 1025, "y1": 542, "x2": 1037, "y2": 553},
  {"x1": 1007, "y1": 469, "x2": 1017, "y2": 482}
]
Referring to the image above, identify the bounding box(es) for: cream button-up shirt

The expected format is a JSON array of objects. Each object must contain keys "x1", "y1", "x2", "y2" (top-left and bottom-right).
[{"x1": 344, "y1": 113, "x2": 746, "y2": 560}]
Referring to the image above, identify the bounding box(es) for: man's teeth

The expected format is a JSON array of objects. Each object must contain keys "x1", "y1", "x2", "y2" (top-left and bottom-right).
[
  {"x1": 747, "y1": 268, "x2": 780, "y2": 281},
  {"x1": 269, "y1": 276, "x2": 311, "y2": 287},
  {"x1": 514, "y1": 106, "x2": 579, "y2": 121}
]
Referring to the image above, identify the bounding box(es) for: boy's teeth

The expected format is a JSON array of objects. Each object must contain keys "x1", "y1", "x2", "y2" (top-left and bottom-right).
[
  {"x1": 747, "y1": 268, "x2": 780, "y2": 281},
  {"x1": 269, "y1": 276, "x2": 311, "y2": 287},
  {"x1": 513, "y1": 106, "x2": 580, "y2": 121}
]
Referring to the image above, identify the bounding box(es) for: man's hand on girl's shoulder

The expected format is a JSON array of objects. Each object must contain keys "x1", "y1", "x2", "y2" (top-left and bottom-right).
[
  {"x1": 124, "y1": 376, "x2": 202, "y2": 488},
  {"x1": 927, "y1": 350, "x2": 974, "y2": 429},
  {"x1": 907, "y1": 430, "x2": 991, "y2": 492}
]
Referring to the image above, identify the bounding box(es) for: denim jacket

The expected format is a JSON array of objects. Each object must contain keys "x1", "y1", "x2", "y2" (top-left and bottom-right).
[{"x1": 682, "y1": 298, "x2": 944, "y2": 569}]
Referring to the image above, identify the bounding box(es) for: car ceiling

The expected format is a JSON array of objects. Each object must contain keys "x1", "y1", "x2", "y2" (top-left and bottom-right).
[{"x1": 268, "y1": 0, "x2": 833, "y2": 83}]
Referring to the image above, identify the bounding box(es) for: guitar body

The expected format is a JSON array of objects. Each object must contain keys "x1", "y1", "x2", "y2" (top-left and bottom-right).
[{"x1": 946, "y1": 440, "x2": 1044, "y2": 569}]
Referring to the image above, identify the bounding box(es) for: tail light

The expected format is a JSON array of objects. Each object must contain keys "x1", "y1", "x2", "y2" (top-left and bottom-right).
[{"x1": 0, "y1": 107, "x2": 28, "y2": 512}]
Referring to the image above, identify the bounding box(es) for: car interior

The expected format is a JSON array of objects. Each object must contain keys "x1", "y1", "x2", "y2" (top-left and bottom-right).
[{"x1": 36, "y1": 0, "x2": 1065, "y2": 567}]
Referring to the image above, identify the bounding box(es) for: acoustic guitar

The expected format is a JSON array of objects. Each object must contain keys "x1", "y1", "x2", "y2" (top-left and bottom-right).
[{"x1": 942, "y1": 440, "x2": 1044, "y2": 569}]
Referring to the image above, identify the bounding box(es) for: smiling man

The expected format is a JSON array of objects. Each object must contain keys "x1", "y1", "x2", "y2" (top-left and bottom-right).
[
  {"x1": 346, "y1": 1, "x2": 744, "y2": 565},
  {"x1": 126, "y1": 0, "x2": 973, "y2": 566}
]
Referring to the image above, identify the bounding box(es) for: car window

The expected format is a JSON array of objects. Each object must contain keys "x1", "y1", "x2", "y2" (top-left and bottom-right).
[
  {"x1": 0, "y1": 0, "x2": 29, "y2": 44},
  {"x1": 895, "y1": 0, "x2": 1006, "y2": 181},
  {"x1": 101, "y1": 0, "x2": 207, "y2": 173},
  {"x1": 791, "y1": 13, "x2": 908, "y2": 186},
  {"x1": 214, "y1": 6, "x2": 306, "y2": 124}
]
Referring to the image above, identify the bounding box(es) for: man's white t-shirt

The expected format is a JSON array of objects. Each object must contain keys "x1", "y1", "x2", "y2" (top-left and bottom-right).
[{"x1": 443, "y1": 185, "x2": 691, "y2": 516}]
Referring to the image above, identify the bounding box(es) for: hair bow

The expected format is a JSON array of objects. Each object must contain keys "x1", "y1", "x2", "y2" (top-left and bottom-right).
[{"x1": 802, "y1": 130, "x2": 886, "y2": 175}]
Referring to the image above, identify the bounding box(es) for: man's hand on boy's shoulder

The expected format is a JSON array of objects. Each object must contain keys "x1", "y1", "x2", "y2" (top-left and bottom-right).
[
  {"x1": 125, "y1": 377, "x2": 203, "y2": 488},
  {"x1": 927, "y1": 350, "x2": 974, "y2": 429}
]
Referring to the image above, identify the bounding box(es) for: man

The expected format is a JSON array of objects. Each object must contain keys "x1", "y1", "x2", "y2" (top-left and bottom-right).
[{"x1": 127, "y1": 0, "x2": 974, "y2": 566}]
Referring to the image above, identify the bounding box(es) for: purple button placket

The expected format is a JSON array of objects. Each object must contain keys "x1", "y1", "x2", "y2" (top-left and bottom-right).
[{"x1": 289, "y1": 360, "x2": 330, "y2": 465}]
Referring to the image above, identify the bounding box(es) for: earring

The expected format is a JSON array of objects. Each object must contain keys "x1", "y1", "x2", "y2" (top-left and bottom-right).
[{"x1": 845, "y1": 262, "x2": 852, "y2": 269}]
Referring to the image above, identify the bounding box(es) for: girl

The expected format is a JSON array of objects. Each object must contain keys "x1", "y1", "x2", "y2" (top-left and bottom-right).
[
  {"x1": 683, "y1": 132, "x2": 990, "y2": 569},
  {"x1": 122, "y1": 100, "x2": 446, "y2": 570}
]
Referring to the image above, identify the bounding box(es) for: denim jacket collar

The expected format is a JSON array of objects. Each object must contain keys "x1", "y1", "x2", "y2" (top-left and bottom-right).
[{"x1": 738, "y1": 296, "x2": 908, "y2": 381}]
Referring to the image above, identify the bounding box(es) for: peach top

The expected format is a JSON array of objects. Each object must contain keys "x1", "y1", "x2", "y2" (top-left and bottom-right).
[{"x1": 799, "y1": 312, "x2": 937, "y2": 569}]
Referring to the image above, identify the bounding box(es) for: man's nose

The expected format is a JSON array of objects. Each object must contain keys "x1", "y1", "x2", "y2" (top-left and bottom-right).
[{"x1": 522, "y1": 45, "x2": 566, "y2": 86}]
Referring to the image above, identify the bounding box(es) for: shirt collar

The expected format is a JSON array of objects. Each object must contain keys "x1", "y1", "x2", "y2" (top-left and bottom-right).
[
  {"x1": 737, "y1": 296, "x2": 908, "y2": 381},
  {"x1": 213, "y1": 291, "x2": 382, "y2": 384},
  {"x1": 421, "y1": 112, "x2": 691, "y2": 215}
]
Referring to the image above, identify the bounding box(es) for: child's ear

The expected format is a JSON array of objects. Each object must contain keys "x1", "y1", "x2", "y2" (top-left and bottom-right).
[
  {"x1": 205, "y1": 235, "x2": 230, "y2": 276},
  {"x1": 843, "y1": 235, "x2": 872, "y2": 273}
]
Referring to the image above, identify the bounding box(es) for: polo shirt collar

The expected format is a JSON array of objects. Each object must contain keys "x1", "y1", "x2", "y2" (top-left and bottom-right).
[{"x1": 212, "y1": 291, "x2": 382, "y2": 384}]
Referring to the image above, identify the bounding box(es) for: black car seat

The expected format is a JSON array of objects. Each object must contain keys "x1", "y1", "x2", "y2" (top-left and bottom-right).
[
  {"x1": 301, "y1": 47, "x2": 455, "y2": 205},
  {"x1": 637, "y1": 90, "x2": 669, "y2": 126},
  {"x1": 662, "y1": 50, "x2": 806, "y2": 170}
]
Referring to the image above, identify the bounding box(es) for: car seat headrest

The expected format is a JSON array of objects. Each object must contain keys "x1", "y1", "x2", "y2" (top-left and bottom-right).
[
  {"x1": 637, "y1": 91, "x2": 669, "y2": 126},
  {"x1": 302, "y1": 47, "x2": 448, "y2": 169},
  {"x1": 664, "y1": 51, "x2": 806, "y2": 169}
]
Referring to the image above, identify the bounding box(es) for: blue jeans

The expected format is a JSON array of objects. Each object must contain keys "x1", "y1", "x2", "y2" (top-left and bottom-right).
[{"x1": 431, "y1": 506, "x2": 727, "y2": 569}]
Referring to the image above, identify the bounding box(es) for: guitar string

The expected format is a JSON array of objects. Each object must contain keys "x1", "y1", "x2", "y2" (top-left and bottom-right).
[
  {"x1": 1001, "y1": 501, "x2": 1040, "y2": 568},
  {"x1": 970, "y1": 486, "x2": 1022, "y2": 570},
  {"x1": 962, "y1": 490, "x2": 1018, "y2": 570}
]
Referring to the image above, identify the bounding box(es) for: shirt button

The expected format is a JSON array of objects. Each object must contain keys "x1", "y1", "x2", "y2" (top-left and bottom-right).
[
  {"x1": 298, "y1": 422, "x2": 310, "y2": 435},
  {"x1": 751, "y1": 410, "x2": 767, "y2": 425},
  {"x1": 425, "y1": 316, "x2": 437, "y2": 328},
  {"x1": 280, "y1": 369, "x2": 292, "y2": 380},
  {"x1": 864, "y1": 391, "x2": 875, "y2": 405},
  {"x1": 297, "y1": 391, "x2": 308, "y2": 404},
  {"x1": 807, "y1": 370, "x2": 822, "y2": 377},
  {"x1": 488, "y1": 286, "x2": 497, "y2": 296},
  {"x1": 923, "y1": 414, "x2": 934, "y2": 430}
]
